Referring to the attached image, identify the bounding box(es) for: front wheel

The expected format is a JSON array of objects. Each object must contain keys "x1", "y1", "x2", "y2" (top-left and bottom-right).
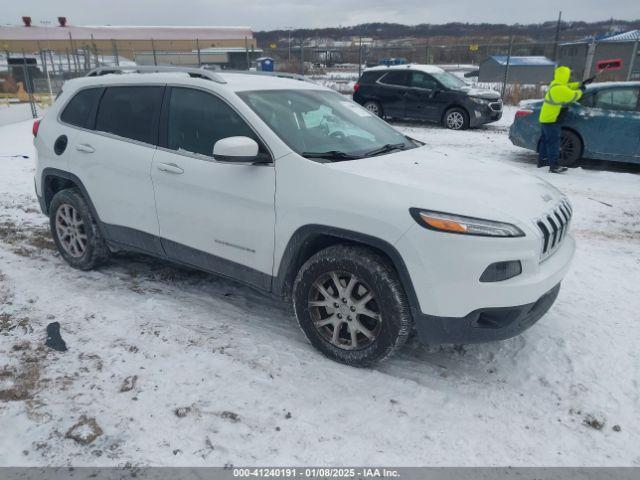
[
  {"x1": 293, "y1": 245, "x2": 412, "y2": 367},
  {"x1": 443, "y1": 107, "x2": 470, "y2": 130}
]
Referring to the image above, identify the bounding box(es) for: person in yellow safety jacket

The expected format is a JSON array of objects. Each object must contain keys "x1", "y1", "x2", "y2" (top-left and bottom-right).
[{"x1": 538, "y1": 66, "x2": 583, "y2": 173}]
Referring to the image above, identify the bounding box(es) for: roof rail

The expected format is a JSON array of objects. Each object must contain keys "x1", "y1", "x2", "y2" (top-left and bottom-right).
[
  {"x1": 85, "y1": 65, "x2": 227, "y2": 84},
  {"x1": 223, "y1": 70, "x2": 315, "y2": 83}
]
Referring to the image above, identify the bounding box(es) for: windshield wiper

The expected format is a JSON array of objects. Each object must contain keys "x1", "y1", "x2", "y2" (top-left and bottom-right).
[
  {"x1": 363, "y1": 143, "x2": 408, "y2": 157},
  {"x1": 301, "y1": 150, "x2": 361, "y2": 161}
]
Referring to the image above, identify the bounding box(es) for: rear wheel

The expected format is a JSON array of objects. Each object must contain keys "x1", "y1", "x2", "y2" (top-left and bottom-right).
[
  {"x1": 49, "y1": 188, "x2": 109, "y2": 270},
  {"x1": 293, "y1": 245, "x2": 412, "y2": 367},
  {"x1": 363, "y1": 101, "x2": 383, "y2": 117},
  {"x1": 559, "y1": 130, "x2": 583, "y2": 167},
  {"x1": 443, "y1": 107, "x2": 470, "y2": 130}
]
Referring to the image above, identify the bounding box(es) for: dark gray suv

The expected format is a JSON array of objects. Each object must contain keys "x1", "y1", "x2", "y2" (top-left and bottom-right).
[{"x1": 353, "y1": 64, "x2": 503, "y2": 130}]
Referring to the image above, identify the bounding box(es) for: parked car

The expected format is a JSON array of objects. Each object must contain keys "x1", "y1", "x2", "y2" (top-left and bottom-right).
[
  {"x1": 34, "y1": 66, "x2": 573, "y2": 367},
  {"x1": 353, "y1": 64, "x2": 503, "y2": 130},
  {"x1": 509, "y1": 81, "x2": 640, "y2": 166}
]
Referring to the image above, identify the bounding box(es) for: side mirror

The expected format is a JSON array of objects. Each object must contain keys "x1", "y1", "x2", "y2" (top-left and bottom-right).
[{"x1": 213, "y1": 136, "x2": 268, "y2": 163}]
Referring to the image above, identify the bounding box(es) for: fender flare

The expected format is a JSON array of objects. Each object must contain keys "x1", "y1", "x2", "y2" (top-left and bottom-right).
[
  {"x1": 40, "y1": 168, "x2": 110, "y2": 240},
  {"x1": 273, "y1": 224, "x2": 420, "y2": 314}
]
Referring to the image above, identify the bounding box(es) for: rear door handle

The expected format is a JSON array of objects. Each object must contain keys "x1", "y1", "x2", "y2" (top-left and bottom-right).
[
  {"x1": 156, "y1": 162, "x2": 184, "y2": 174},
  {"x1": 75, "y1": 143, "x2": 95, "y2": 153}
]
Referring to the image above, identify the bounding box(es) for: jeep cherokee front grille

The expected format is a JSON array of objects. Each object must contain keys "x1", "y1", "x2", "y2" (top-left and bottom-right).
[{"x1": 536, "y1": 200, "x2": 572, "y2": 261}]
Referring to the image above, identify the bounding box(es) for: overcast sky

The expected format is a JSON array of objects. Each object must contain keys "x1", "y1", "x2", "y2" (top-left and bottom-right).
[{"x1": 1, "y1": 0, "x2": 638, "y2": 31}]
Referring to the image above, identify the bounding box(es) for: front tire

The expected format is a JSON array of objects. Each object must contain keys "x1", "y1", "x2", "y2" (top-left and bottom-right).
[
  {"x1": 443, "y1": 107, "x2": 470, "y2": 130},
  {"x1": 49, "y1": 188, "x2": 110, "y2": 270},
  {"x1": 559, "y1": 130, "x2": 582, "y2": 167},
  {"x1": 293, "y1": 245, "x2": 412, "y2": 367}
]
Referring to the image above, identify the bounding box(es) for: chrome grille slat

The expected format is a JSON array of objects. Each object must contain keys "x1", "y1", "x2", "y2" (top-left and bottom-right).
[{"x1": 536, "y1": 200, "x2": 572, "y2": 261}]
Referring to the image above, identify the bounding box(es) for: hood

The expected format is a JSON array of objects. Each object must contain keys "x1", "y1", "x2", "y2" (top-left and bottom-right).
[
  {"x1": 458, "y1": 86, "x2": 501, "y2": 100},
  {"x1": 553, "y1": 66, "x2": 571, "y2": 85},
  {"x1": 327, "y1": 146, "x2": 565, "y2": 224}
]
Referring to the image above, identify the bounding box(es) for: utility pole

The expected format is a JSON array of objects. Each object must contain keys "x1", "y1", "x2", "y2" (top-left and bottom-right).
[
  {"x1": 552, "y1": 11, "x2": 562, "y2": 61},
  {"x1": 358, "y1": 35, "x2": 363, "y2": 77},
  {"x1": 501, "y1": 35, "x2": 514, "y2": 99},
  {"x1": 299, "y1": 37, "x2": 304, "y2": 75},
  {"x1": 196, "y1": 38, "x2": 202, "y2": 67},
  {"x1": 288, "y1": 29, "x2": 292, "y2": 64}
]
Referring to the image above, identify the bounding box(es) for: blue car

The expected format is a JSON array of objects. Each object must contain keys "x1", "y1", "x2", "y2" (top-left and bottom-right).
[{"x1": 509, "y1": 82, "x2": 640, "y2": 166}]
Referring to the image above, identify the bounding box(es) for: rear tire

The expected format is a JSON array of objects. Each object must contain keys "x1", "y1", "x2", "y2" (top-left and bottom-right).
[
  {"x1": 443, "y1": 107, "x2": 470, "y2": 130},
  {"x1": 559, "y1": 130, "x2": 582, "y2": 167},
  {"x1": 363, "y1": 101, "x2": 383, "y2": 118},
  {"x1": 49, "y1": 188, "x2": 110, "y2": 270},
  {"x1": 292, "y1": 245, "x2": 412, "y2": 367}
]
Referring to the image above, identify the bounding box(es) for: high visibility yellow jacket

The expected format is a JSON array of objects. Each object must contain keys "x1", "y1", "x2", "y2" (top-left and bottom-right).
[{"x1": 539, "y1": 66, "x2": 583, "y2": 124}]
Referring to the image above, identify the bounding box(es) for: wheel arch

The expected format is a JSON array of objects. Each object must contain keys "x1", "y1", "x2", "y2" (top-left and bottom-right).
[
  {"x1": 441, "y1": 104, "x2": 470, "y2": 124},
  {"x1": 41, "y1": 168, "x2": 108, "y2": 238},
  {"x1": 273, "y1": 225, "x2": 420, "y2": 312}
]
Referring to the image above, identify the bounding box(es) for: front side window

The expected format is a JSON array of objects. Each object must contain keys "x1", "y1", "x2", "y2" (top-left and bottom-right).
[
  {"x1": 167, "y1": 88, "x2": 257, "y2": 157},
  {"x1": 410, "y1": 71, "x2": 437, "y2": 90},
  {"x1": 95, "y1": 86, "x2": 163, "y2": 144},
  {"x1": 593, "y1": 88, "x2": 639, "y2": 111},
  {"x1": 430, "y1": 71, "x2": 468, "y2": 90},
  {"x1": 238, "y1": 89, "x2": 416, "y2": 159},
  {"x1": 60, "y1": 88, "x2": 102, "y2": 128}
]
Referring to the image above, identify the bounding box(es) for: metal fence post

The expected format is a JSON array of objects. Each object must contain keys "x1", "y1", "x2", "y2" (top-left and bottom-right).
[
  {"x1": 245, "y1": 36, "x2": 250, "y2": 69},
  {"x1": 151, "y1": 38, "x2": 158, "y2": 66},
  {"x1": 583, "y1": 38, "x2": 596, "y2": 81},
  {"x1": 21, "y1": 50, "x2": 38, "y2": 118},
  {"x1": 627, "y1": 37, "x2": 639, "y2": 81},
  {"x1": 501, "y1": 35, "x2": 514, "y2": 99},
  {"x1": 358, "y1": 35, "x2": 363, "y2": 77},
  {"x1": 196, "y1": 38, "x2": 202, "y2": 67}
]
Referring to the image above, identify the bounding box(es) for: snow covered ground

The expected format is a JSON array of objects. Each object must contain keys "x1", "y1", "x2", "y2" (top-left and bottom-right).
[{"x1": 0, "y1": 107, "x2": 639, "y2": 467}]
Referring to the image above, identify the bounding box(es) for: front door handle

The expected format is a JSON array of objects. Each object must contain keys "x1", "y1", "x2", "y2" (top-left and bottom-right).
[
  {"x1": 156, "y1": 162, "x2": 184, "y2": 174},
  {"x1": 75, "y1": 143, "x2": 95, "y2": 153}
]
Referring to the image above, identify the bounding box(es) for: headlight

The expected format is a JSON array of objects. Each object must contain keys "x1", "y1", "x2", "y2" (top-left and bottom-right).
[
  {"x1": 469, "y1": 96, "x2": 491, "y2": 105},
  {"x1": 410, "y1": 209, "x2": 525, "y2": 237}
]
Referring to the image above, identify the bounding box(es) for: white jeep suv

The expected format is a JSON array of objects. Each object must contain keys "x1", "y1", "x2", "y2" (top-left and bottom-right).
[{"x1": 33, "y1": 66, "x2": 575, "y2": 367}]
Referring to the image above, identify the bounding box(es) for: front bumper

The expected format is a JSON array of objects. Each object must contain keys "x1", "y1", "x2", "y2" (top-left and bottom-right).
[
  {"x1": 470, "y1": 104, "x2": 502, "y2": 126},
  {"x1": 414, "y1": 283, "x2": 560, "y2": 344}
]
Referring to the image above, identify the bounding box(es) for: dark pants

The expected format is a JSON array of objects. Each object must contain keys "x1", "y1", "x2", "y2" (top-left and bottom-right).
[{"x1": 538, "y1": 123, "x2": 561, "y2": 168}]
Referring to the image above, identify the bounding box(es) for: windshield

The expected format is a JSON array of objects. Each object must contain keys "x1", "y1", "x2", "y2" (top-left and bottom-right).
[
  {"x1": 431, "y1": 71, "x2": 468, "y2": 90},
  {"x1": 238, "y1": 89, "x2": 417, "y2": 160}
]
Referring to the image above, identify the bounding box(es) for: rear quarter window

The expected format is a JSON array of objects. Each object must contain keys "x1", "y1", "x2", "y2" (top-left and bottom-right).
[
  {"x1": 95, "y1": 86, "x2": 164, "y2": 144},
  {"x1": 359, "y1": 71, "x2": 384, "y2": 84},
  {"x1": 60, "y1": 88, "x2": 103, "y2": 128}
]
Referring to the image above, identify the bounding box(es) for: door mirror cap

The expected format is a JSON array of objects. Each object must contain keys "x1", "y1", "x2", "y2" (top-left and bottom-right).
[{"x1": 213, "y1": 136, "x2": 266, "y2": 163}]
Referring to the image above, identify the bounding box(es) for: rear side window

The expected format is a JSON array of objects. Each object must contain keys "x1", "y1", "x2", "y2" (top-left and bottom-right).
[
  {"x1": 379, "y1": 71, "x2": 408, "y2": 87},
  {"x1": 359, "y1": 71, "x2": 384, "y2": 84},
  {"x1": 60, "y1": 88, "x2": 102, "y2": 128},
  {"x1": 95, "y1": 86, "x2": 163, "y2": 144},
  {"x1": 167, "y1": 87, "x2": 257, "y2": 157}
]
